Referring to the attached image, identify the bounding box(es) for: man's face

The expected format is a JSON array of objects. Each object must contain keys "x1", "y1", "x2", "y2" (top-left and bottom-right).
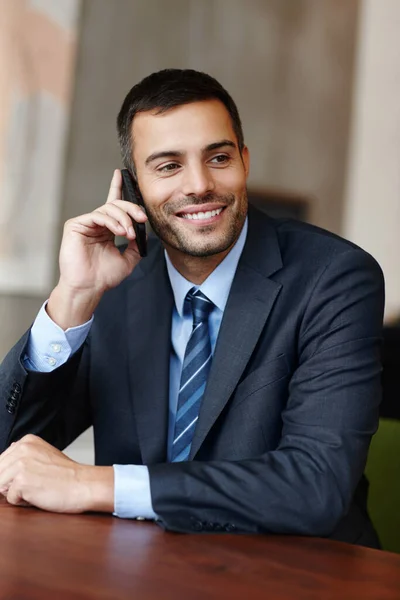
[{"x1": 131, "y1": 99, "x2": 249, "y2": 258}]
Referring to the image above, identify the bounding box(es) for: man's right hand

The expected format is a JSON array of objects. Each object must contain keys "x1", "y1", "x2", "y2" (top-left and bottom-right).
[{"x1": 47, "y1": 169, "x2": 148, "y2": 330}]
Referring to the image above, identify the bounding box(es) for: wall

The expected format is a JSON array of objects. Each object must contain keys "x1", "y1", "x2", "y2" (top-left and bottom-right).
[
  {"x1": 0, "y1": 0, "x2": 80, "y2": 357},
  {"x1": 1, "y1": 1, "x2": 359, "y2": 360},
  {"x1": 343, "y1": 0, "x2": 400, "y2": 321},
  {"x1": 62, "y1": 0, "x2": 359, "y2": 228}
]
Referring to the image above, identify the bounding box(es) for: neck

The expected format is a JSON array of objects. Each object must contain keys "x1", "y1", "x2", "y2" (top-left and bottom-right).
[{"x1": 165, "y1": 245, "x2": 234, "y2": 285}]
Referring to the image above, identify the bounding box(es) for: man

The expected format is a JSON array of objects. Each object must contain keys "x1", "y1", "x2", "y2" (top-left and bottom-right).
[{"x1": 0, "y1": 69, "x2": 384, "y2": 546}]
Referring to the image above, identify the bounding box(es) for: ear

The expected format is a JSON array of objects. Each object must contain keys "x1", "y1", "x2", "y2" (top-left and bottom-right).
[{"x1": 241, "y1": 145, "x2": 250, "y2": 178}]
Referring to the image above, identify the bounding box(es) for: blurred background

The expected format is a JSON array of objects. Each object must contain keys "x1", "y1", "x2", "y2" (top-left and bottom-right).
[{"x1": 0, "y1": 0, "x2": 399, "y2": 537}]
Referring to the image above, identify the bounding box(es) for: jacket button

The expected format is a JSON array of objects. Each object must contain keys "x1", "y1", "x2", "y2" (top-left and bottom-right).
[
  {"x1": 192, "y1": 520, "x2": 203, "y2": 531},
  {"x1": 12, "y1": 383, "x2": 21, "y2": 393},
  {"x1": 224, "y1": 523, "x2": 237, "y2": 532},
  {"x1": 6, "y1": 404, "x2": 16, "y2": 414},
  {"x1": 213, "y1": 524, "x2": 224, "y2": 532}
]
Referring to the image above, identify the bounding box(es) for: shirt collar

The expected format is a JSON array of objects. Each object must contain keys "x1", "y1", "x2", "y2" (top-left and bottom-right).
[{"x1": 165, "y1": 217, "x2": 248, "y2": 317}]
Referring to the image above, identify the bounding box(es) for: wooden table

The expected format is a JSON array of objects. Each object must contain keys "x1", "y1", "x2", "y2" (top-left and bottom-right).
[{"x1": 1, "y1": 500, "x2": 399, "y2": 599}]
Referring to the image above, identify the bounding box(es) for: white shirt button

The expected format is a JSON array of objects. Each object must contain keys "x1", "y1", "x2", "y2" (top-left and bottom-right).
[
  {"x1": 51, "y1": 344, "x2": 61, "y2": 353},
  {"x1": 47, "y1": 357, "x2": 57, "y2": 366},
  {"x1": 136, "y1": 516, "x2": 145, "y2": 521}
]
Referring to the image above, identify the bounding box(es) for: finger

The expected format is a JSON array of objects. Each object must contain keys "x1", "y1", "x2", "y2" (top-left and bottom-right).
[
  {"x1": 95, "y1": 204, "x2": 138, "y2": 239},
  {"x1": 107, "y1": 199, "x2": 148, "y2": 223},
  {"x1": 0, "y1": 435, "x2": 43, "y2": 465},
  {"x1": 0, "y1": 441, "x2": 19, "y2": 466},
  {"x1": 106, "y1": 169, "x2": 123, "y2": 204},
  {"x1": 7, "y1": 480, "x2": 26, "y2": 507},
  {"x1": 71, "y1": 212, "x2": 128, "y2": 238},
  {"x1": 0, "y1": 435, "x2": 49, "y2": 481},
  {"x1": 0, "y1": 454, "x2": 24, "y2": 491}
]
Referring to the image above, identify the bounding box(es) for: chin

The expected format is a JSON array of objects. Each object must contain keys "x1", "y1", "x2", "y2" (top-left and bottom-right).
[{"x1": 173, "y1": 233, "x2": 235, "y2": 258}]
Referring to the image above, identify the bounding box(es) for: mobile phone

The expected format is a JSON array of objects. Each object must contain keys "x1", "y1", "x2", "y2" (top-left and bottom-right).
[{"x1": 120, "y1": 169, "x2": 147, "y2": 257}]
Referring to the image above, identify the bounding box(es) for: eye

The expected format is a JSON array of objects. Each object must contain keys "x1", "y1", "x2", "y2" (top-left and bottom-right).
[
  {"x1": 157, "y1": 162, "x2": 180, "y2": 173},
  {"x1": 210, "y1": 154, "x2": 230, "y2": 165}
]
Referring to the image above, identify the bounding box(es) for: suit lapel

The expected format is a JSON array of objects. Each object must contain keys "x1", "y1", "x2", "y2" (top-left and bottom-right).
[
  {"x1": 190, "y1": 209, "x2": 283, "y2": 458},
  {"x1": 126, "y1": 245, "x2": 173, "y2": 465}
]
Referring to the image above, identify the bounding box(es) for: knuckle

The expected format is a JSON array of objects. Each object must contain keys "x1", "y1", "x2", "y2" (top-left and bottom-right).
[
  {"x1": 19, "y1": 443, "x2": 33, "y2": 457},
  {"x1": 16, "y1": 458, "x2": 27, "y2": 473},
  {"x1": 14, "y1": 472, "x2": 25, "y2": 488},
  {"x1": 21, "y1": 434, "x2": 37, "y2": 444},
  {"x1": 17, "y1": 444, "x2": 29, "y2": 456}
]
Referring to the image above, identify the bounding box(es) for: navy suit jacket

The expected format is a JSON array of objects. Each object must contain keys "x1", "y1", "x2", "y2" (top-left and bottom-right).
[{"x1": 0, "y1": 207, "x2": 385, "y2": 546}]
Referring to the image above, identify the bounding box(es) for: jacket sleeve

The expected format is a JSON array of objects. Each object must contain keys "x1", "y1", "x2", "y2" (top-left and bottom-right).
[
  {"x1": 0, "y1": 329, "x2": 91, "y2": 453},
  {"x1": 148, "y1": 248, "x2": 385, "y2": 536}
]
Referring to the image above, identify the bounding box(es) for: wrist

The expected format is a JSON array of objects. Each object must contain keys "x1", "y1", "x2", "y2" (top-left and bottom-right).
[
  {"x1": 47, "y1": 281, "x2": 103, "y2": 330},
  {"x1": 78, "y1": 466, "x2": 114, "y2": 513}
]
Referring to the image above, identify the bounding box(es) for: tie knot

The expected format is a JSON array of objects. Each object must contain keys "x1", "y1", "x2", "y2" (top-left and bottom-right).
[{"x1": 186, "y1": 289, "x2": 214, "y2": 327}]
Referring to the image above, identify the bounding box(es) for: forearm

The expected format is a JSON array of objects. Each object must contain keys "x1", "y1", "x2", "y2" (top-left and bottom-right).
[
  {"x1": 0, "y1": 332, "x2": 31, "y2": 452},
  {"x1": 9, "y1": 349, "x2": 89, "y2": 448},
  {"x1": 148, "y1": 447, "x2": 354, "y2": 536},
  {"x1": 1, "y1": 297, "x2": 94, "y2": 451},
  {"x1": 0, "y1": 323, "x2": 91, "y2": 452}
]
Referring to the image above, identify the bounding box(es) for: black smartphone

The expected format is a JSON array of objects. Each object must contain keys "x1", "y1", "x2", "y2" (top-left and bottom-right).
[{"x1": 120, "y1": 169, "x2": 147, "y2": 257}]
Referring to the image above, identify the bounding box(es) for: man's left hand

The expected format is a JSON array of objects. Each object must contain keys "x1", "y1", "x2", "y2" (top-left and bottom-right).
[{"x1": 0, "y1": 435, "x2": 114, "y2": 513}]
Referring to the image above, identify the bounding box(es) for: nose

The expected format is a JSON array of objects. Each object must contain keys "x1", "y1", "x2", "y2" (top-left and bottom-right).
[{"x1": 180, "y1": 163, "x2": 215, "y2": 198}]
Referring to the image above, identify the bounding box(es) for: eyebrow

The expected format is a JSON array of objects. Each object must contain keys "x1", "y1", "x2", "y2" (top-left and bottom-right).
[{"x1": 144, "y1": 139, "x2": 237, "y2": 167}]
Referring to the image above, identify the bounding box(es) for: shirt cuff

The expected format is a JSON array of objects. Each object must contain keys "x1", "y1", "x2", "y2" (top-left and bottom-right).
[
  {"x1": 24, "y1": 300, "x2": 93, "y2": 372},
  {"x1": 113, "y1": 464, "x2": 157, "y2": 520}
]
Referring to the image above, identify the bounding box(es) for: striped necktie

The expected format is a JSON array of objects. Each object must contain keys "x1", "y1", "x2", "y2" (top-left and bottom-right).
[{"x1": 171, "y1": 289, "x2": 214, "y2": 462}]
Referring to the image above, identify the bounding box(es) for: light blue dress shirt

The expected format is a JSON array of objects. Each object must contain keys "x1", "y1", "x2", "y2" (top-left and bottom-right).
[{"x1": 24, "y1": 218, "x2": 248, "y2": 519}]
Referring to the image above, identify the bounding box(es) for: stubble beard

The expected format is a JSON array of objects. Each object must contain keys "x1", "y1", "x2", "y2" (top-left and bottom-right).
[{"x1": 144, "y1": 192, "x2": 248, "y2": 257}]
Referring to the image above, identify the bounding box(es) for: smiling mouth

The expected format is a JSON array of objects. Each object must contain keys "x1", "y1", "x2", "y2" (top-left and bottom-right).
[{"x1": 177, "y1": 207, "x2": 225, "y2": 221}]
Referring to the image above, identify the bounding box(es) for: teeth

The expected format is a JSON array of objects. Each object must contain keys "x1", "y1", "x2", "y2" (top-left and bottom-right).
[{"x1": 182, "y1": 208, "x2": 223, "y2": 220}]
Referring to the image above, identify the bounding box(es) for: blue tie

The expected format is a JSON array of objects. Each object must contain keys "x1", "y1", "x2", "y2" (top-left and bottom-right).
[{"x1": 171, "y1": 289, "x2": 214, "y2": 462}]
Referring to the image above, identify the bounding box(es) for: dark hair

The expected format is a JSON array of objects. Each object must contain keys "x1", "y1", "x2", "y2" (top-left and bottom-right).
[{"x1": 116, "y1": 69, "x2": 244, "y2": 174}]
